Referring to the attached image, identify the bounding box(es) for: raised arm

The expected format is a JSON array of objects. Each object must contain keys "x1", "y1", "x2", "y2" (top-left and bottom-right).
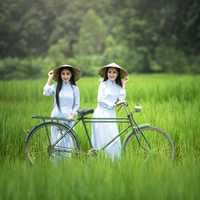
[
  {"x1": 43, "y1": 70, "x2": 56, "y2": 96},
  {"x1": 118, "y1": 87, "x2": 126, "y2": 102}
]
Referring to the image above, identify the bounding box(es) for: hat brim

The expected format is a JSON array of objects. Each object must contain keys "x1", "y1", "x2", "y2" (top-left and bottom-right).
[
  {"x1": 98, "y1": 65, "x2": 128, "y2": 79},
  {"x1": 53, "y1": 65, "x2": 81, "y2": 81}
]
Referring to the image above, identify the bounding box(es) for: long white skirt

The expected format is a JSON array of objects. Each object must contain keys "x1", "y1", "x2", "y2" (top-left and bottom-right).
[
  {"x1": 50, "y1": 110, "x2": 74, "y2": 152},
  {"x1": 91, "y1": 105, "x2": 121, "y2": 159}
]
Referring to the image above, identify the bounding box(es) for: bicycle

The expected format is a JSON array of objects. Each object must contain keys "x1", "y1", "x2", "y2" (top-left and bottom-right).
[{"x1": 24, "y1": 102, "x2": 175, "y2": 164}]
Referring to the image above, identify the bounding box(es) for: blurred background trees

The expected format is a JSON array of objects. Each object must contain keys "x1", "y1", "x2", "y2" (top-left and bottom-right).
[{"x1": 0, "y1": 0, "x2": 199, "y2": 79}]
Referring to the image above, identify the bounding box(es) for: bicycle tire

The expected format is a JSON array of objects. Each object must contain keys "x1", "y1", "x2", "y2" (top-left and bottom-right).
[
  {"x1": 24, "y1": 121, "x2": 80, "y2": 164},
  {"x1": 123, "y1": 125, "x2": 175, "y2": 160}
]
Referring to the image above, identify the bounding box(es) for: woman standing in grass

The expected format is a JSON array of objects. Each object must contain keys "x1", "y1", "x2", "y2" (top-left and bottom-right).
[
  {"x1": 43, "y1": 64, "x2": 80, "y2": 157},
  {"x1": 91, "y1": 63, "x2": 128, "y2": 159}
]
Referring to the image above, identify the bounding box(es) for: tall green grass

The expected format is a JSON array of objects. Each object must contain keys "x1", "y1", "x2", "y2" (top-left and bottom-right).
[{"x1": 0, "y1": 74, "x2": 200, "y2": 199}]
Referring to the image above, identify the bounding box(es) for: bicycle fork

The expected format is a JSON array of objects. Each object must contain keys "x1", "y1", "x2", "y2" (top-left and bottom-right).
[{"x1": 129, "y1": 113, "x2": 152, "y2": 151}]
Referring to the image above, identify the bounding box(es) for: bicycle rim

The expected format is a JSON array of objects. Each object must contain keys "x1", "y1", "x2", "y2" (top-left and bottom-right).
[
  {"x1": 123, "y1": 126, "x2": 175, "y2": 160},
  {"x1": 24, "y1": 122, "x2": 79, "y2": 164}
]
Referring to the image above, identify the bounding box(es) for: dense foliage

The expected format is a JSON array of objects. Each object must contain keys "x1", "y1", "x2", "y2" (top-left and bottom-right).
[{"x1": 0, "y1": 0, "x2": 200, "y2": 78}]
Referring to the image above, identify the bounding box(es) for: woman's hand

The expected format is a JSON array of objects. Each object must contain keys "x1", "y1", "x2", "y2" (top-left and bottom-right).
[
  {"x1": 122, "y1": 75, "x2": 128, "y2": 88},
  {"x1": 115, "y1": 100, "x2": 127, "y2": 111},
  {"x1": 68, "y1": 112, "x2": 76, "y2": 120},
  {"x1": 48, "y1": 70, "x2": 54, "y2": 80},
  {"x1": 47, "y1": 70, "x2": 54, "y2": 85}
]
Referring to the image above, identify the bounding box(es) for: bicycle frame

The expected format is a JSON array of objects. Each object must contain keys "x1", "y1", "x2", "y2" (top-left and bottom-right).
[
  {"x1": 59, "y1": 103, "x2": 150, "y2": 151},
  {"x1": 33, "y1": 103, "x2": 151, "y2": 152},
  {"x1": 80, "y1": 116, "x2": 131, "y2": 150},
  {"x1": 49, "y1": 115, "x2": 132, "y2": 151}
]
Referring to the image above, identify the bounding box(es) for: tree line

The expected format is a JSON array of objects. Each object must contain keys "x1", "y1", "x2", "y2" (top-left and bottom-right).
[{"x1": 0, "y1": 0, "x2": 200, "y2": 79}]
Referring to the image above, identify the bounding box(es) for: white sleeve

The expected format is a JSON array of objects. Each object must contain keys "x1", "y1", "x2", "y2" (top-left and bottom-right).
[
  {"x1": 97, "y1": 82, "x2": 114, "y2": 107},
  {"x1": 118, "y1": 87, "x2": 126, "y2": 101},
  {"x1": 72, "y1": 86, "x2": 80, "y2": 114},
  {"x1": 97, "y1": 82, "x2": 105, "y2": 102},
  {"x1": 43, "y1": 83, "x2": 56, "y2": 96}
]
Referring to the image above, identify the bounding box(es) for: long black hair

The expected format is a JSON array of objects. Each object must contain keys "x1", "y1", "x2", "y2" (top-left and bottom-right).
[
  {"x1": 103, "y1": 67, "x2": 123, "y2": 87},
  {"x1": 56, "y1": 67, "x2": 76, "y2": 110}
]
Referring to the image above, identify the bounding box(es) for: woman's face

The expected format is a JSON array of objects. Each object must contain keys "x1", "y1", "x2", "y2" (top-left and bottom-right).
[
  {"x1": 107, "y1": 67, "x2": 119, "y2": 81},
  {"x1": 61, "y1": 68, "x2": 72, "y2": 83}
]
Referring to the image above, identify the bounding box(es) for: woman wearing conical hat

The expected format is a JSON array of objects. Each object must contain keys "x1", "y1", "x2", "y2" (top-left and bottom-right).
[
  {"x1": 91, "y1": 62, "x2": 128, "y2": 159},
  {"x1": 43, "y1": 64, "x2": 80, "y2": 158}
]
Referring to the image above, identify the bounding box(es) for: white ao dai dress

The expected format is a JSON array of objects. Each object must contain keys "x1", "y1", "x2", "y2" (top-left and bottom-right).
[
  {"x1": 91, "y1": 80, "x2": 126, "y2": 159},
  {"x1": 43, "y1": 81, "x2": 80, "y2": 150}
]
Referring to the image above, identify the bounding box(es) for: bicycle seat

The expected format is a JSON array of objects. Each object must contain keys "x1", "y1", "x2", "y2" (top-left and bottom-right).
[{"x1": 77, "y1": 109, "x2": 94, "y2": 117}]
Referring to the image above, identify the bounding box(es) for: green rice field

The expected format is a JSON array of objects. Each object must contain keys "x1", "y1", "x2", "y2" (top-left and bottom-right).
[{"x1": 0, "y1": 74, "x2": 200, "y2": 199}]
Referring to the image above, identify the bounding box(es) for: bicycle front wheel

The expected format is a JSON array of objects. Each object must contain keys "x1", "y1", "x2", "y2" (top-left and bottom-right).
[
  {"x1": 24, "y1": 121, "x2": 80, "y2": 164},
  {"x1": 123, "y1": 125, "x2": 175, "y2": 160}
]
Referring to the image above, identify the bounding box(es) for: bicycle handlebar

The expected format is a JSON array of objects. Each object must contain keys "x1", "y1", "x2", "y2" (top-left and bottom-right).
[{"x1": 115, "y1": 100, "x2": 128, "y2": 107}]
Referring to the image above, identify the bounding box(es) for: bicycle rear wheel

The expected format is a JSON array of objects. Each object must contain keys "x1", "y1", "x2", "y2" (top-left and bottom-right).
[
  {"x1": 24, "y1": 121, "x2": 80, "y2": 164},
  {"x1": 123, "y1": 125, "x2": 175, "y2": 160}
]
